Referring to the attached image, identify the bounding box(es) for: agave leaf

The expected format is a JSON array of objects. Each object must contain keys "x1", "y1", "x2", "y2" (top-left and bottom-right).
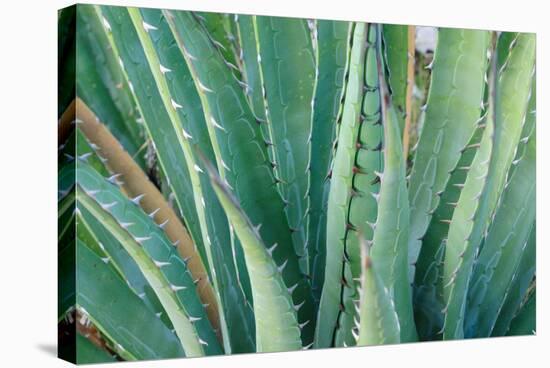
[
  {"x1": 59, "y1": 189, "x2": 76, "y2": 246},
  {"x1": 253, "y1": 15, "x2": 316, "y2": 274},
  {"x1": 408, "y1": 29, "x2": 491, "y2": 281},
  {"x1": 381, "y1": 24, "x2": 409, "y2": 131},
  {"x1": 126, "y1": 7, "x2": 255, "y2": 353},
  {"x1": 413, "y1": 122, "x2": 485, "y2": 340},
  {"x1": 77, "y1": 205, "x2": 174, "y2": 330},
  {"x1": 76, "y1": 334, "x2": 117, "y2": 364},
  {"x1": 413, "y1": 58, "x2": 491, "y2": 339},
  {"x1": 75, "y1": 5, "x2": 146, "y2": 168},
  {"x1": 335, "y1": 23, "x2": 385, "y2": 347},
  {"x1": 482, "y1": 33, "x2": 536, "y2": 223},
  {"x1": 232, "y1": 16, "x2": 272, "y2": 301},
  {"x1": 75, "y1": 128, "x2": 110, "y2": 177},
  {"x1": 356, "y1": 244, "x2": 400, "y2": 346},
  {"x1": 204, "y1": 159, "x2": 303, "y2": 353},
  {"x1": 76, "y1": 239, "x2": 186, "y2": 360},
  {"x1": 465, "y1": 126, "x2": 536, "y2": 337},
  {"x1": 74, "y1": 163, "x2": 221, "y2": 356},
  {"x1": 142, "y1": 8, "x2": 254, "y2": 312},
  {"x1": 509, "y1": 76, "x2": 535, "y2": 178},
  {"x1": 315, "y1": 22, "x2": 368, "y2": 348},
  {"x1": 95, "y1": 5, "x2": 210, "y2": 272},
  {"x1": 370, "y1": 101, "x2": 417, "y2": 342},
  {"x1": 506, "y1": 289, "x2": 536, "y2": 336},
  {"x1": 308, "y1": 20, "x2": 353, "y2": 309},
  {"x1": 195, "y1": 11, "x2": 242, "y2": 80},
  {"x1": 442, "y1": 33, "x2": 535, "y2": 339},
  {"x1": 492, "y1": 225, "x2": 536, "y2": 336},
  {"x1": 165, "y1": 9, "x2": 315, "y2": 345},
  {"x1": 441, "y1": 105, "x2": 494, "y2": 339},
  {"x1": 75, "y1": 100, "x2": 221, "y2": 336},
  {"x1": 235, "y1": 14, "x2": 266, "y2": 121},
  {"x1": 58, "y1": 190, "x2": 76, "y2": 321},
  {"x1": 495, "y1": 32, "x2": 518, "y2": 71},
  {"x1": 316, "y1": 22, "x2": 384, "y2": 348}
]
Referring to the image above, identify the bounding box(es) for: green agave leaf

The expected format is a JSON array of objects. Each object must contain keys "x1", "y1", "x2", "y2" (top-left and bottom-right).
[
  {"x1": 58, "y1": 189, "x2": 76, "y2": 321},
  {"x1": 308, "y1": 19, "x2": 353, "y2": 310},
  {"x1": 407, "y1": 29, "x2": 491, "y2": 281},
  {"x1": 235, "y1": 14, "x2": 266, "y2": 121},
  {"x1": 509, "y1": 76, "x2": 535, "y2": 178},
  {"x1": 492, "y1": 225, "x2": 536, "y2": 336},
  {"x1": 413, "y1": 122, "x2": 485, "y2": 340},
  {"x1": 76, "y1": 5, "x2": 145, "y2": 168},
  {"x1": 74, "y1": 163, "x2": 221, "y2": 357},
  {"x1": 382, "y1": 24, "x2": 409, "y2": 131},
  {"x1": 111, "y1": 6, "x2": 255, "y2": 353},
  {"x1": 253, "y1": 15, "x2": 316, "y2": 275},
  {"x1": 59, "y1": 188, "x2": 76, "y2": 246},
  {"x1": 58, "y1": 152, "x2": 75, "y2": 202},
  {"x1": 165, "y1": 9, "x2": 315, "y2": 345},
  {"x1": 315, "y1": 22, "x2": 367, "y2": 348},
  {"x1": 316, "y1": 22, "x2": 384, "y2": 348},
  {"x1": 76, "y1": 334, "x2": 117, "y2": 364},
  {"x1": 482, "y1": 33, "x2": 536, "y2": 224},
  {"x1": 98, "y1": 4, "x2": 208, "y2": 269},
  {"x1": 204, "y1": 159, "x2": 303, "y2": 353},
  {"x1": 495, "y1": 32, "x2": 518, "y2": 71},
  {"x1": 506, "y1": 290, "x2": 536, "y2": 336},
  {"x1": 76, "y1": 239, "x2": 186, "y2": 360},
  {"x1": 356, "y1": 246, "x2": 400, "y2": 346},
  {"x1": 77, "y1": 204, "x2": 174, "y2": 330},
  {"x1": 233, "y1": 14, "x2": 266, "y2": 300},
  {"x1": 370, "y1": 103, "x2": 416, "y2": 342},
  {"x1": 465, "y1": 127, "x2": 536, "y2": 337},
  {"x1": 74, "y1": 127, "x2": 110, "y2": 176},
  {"x1": 441, "y1": 107, "x2": 494, "y2": 340},
  {"x1": 141, "y1": 7, "x2": 255, "y2": 352},
  {"x1": 335, "y1": 23, "x2": 385, "y2": 347},
  {"x1": 441, "y1": 33, "x2": 535, "y2": 340},
  {"x1": 195, "y1": 11, "x2": 242, "y2": 80},
  {"x1": 60, "y1": 124, "x2": 111, "y2": 179},
  {"x1": 456, "y1": 35, "x2": 535, "y2": 292}
]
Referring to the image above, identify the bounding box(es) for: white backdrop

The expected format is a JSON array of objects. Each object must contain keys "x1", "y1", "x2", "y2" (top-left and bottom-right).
[{"x1": 0, "y1": 0, "x2": 547, "y2": 366}]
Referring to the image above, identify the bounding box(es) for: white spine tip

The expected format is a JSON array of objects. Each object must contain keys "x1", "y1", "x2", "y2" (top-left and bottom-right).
[
  {"x1": 171, "y1": 98, "x2": 183, "y2": 109},
  {"x1": 159, "y1": 64, "x2": 172, "y2": 74},
  {"x1": 142, "y1": 21, "x2": 158, "y2": 32},
  {"x1": 170, "y1": 284, "x2": 187, "y2": 292},
  {"x1": 182, "y1": 128, "x2": 193, "y2": 139},
  {"x1": 102, "y1": 17, "x2": 111, "y2": 31}
]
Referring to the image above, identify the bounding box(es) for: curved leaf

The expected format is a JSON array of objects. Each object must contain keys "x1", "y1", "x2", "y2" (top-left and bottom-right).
[
  {"x1": 75, "y1": 5, "x2": 145, "y2": 168},
  {"x1": 74, "y1": 163, "x2": 221, "y2": 356},
  {"x1": 357, "y1": 248, "x2": 400, "y2": 346},
  {"x1": 408, "y1": 29, "x2": 490, "y2": 280},
  {"x1": 370, "y1": 104, "x2": 416, "y2": 342},
  {"x1": 205, "y1": 160, "x2": 303, "y2": 353},
  {"x1": 254, "y1": 15, "x2": 316, "y2": 274},
  {"x1": 492, "y1": 225, "x2": 536, "y2": 336},
  {"x1": 441, "y1": 110, "x2": 494, "y2": 339},
  {"x1": 76, "y1": 239, "x2": 185, "y2": 360},
  {"x1": 506, "y1": 291, "x2": 536, "y2": 336},
  {"x1": 466, "y1": 127, "x2": 536, "y2": 337},
  {"x1": 308, "y1": 19, "x2": 352, "y2": 309},
  {"x1": 165, "y1": 9, "x2": 315, "y2": 345}
]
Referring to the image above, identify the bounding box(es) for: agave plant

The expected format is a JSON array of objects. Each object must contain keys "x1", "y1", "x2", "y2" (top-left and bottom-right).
[{"x1": 58, "y1": 3, "x2": 536, "y2": 364}]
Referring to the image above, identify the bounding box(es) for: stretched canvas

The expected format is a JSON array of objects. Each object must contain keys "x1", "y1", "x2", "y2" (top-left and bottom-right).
[{"x1": 58, "y1": 3, "x2": 536, "y2": 364}]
